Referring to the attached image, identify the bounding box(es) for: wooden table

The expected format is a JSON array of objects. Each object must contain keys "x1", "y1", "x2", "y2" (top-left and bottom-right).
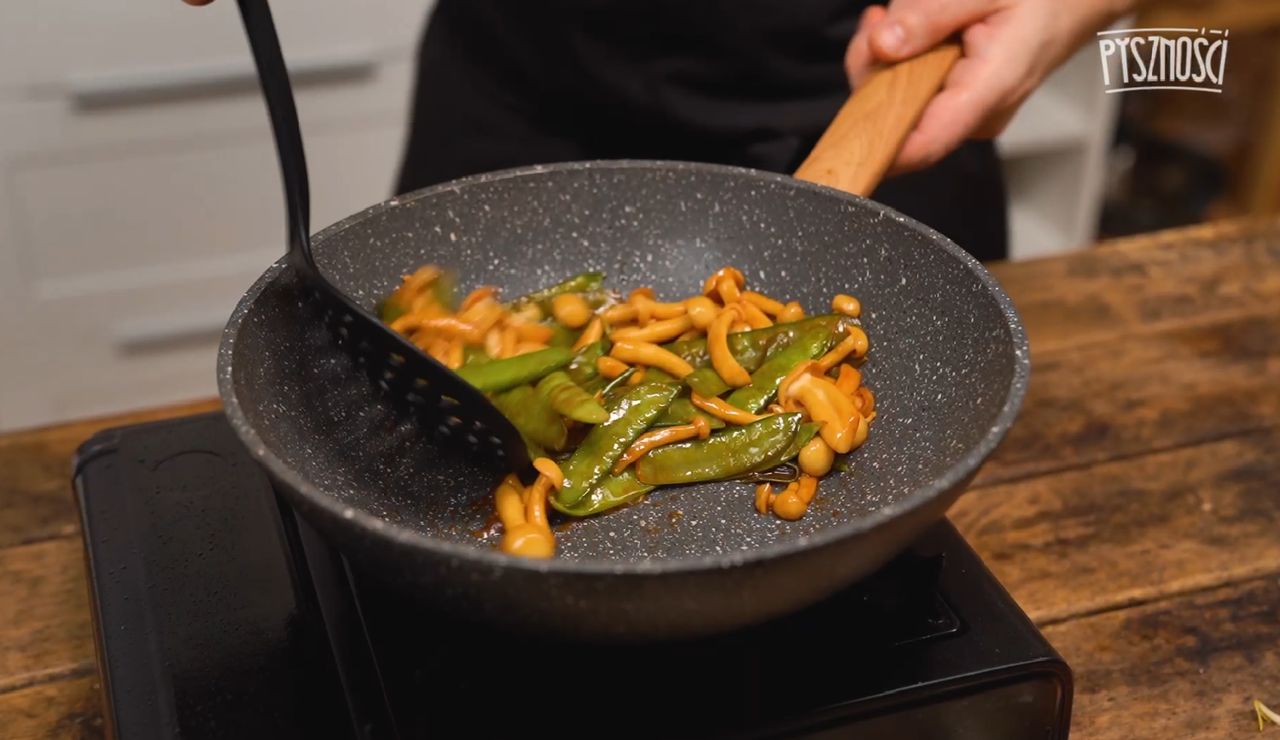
[{"x1": 3, "y1": 217, "x2": 1280, "y2": 739}]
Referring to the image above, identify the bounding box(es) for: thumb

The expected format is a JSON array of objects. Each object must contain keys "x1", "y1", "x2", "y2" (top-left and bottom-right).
[{"x1": 869, "y1": 0, "x2": 997, "y2": 60}]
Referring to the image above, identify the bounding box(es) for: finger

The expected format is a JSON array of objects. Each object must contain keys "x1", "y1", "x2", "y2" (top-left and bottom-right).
[
  {"x1": 890, "y1": 86, "x2": 987, "y2": 174},
  {"x1": 963, "y1": 17, "x2": 1044, "y2": 139},
  {"x1": 870, "y1": 0, "x2": 1001, "y2": 61},
  {"x1": 889, "y1": 25, "x2": 1027, "y2": 173},
  {"x1": 845, "y1": 5, "x2": 888, "y2": 88},
  {"x1": 971, "y1": 105, "x2": 1019, "y2": 139}
]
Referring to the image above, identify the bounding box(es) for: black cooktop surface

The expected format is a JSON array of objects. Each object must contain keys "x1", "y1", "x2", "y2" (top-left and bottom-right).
[{"x1": 73, "y1": 413, "x2": 1071, "y2": 739}]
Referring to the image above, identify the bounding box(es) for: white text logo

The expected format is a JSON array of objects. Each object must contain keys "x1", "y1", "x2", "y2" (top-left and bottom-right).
[{"x1": 1097, "y1": 27, "x2": 1228, "y2": 94}]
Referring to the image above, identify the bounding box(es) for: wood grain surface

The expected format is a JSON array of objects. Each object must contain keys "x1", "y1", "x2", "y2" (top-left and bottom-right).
[
  {"x1": 1, "y1": 219, "x2": 1279, "y2": 738},
  {"x1": 991, "y1": 217, "x2": 1280, "y2": 353},
  {"x1": 0, "y1": 677, "x2": 103, "y2": 740},
  {"x1": 1045, "y1": 577, "x2": 1280, "y2": 739},
  {"x1": 0, "y1": 539, "x2": 95, "y2": 696},
  {"x1": 954, "y1": 427, "x2": 1280, "y2": 625},
  {"x1": 973, "y1": 309, "x2": 1280, "y2": 487},
  {"x1": 794, "y1": 43, "x2": 961, "y2": 196}
]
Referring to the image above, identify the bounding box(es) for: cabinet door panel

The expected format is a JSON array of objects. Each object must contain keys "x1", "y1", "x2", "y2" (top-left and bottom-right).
[{"x1": 0, "y1": 2, "x2": 430, "y2": 93}]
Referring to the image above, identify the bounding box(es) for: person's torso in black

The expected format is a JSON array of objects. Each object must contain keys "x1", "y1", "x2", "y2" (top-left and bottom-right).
[{"x1": 397, "y1": 0, "x2": 1008, "y2": 260}]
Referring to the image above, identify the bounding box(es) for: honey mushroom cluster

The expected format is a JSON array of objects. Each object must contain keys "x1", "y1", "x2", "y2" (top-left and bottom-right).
[
  {"x1": 380, "y1": 263, "x2": 877, "y2": 559},
  {"x1": 385, "y1": 265, "x2": 560, "y2": 368},
  {"x1": 591, "y1": 267, "x2": 874, "y2": 522},
  {"x1": 494, "y1": 458, "x2": 562, "y2": 559}
]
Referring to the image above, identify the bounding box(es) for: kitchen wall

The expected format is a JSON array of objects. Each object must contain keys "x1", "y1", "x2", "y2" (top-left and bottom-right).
[{"x1": 0, "y1": 4, "x2": 1116, "y2": 432}]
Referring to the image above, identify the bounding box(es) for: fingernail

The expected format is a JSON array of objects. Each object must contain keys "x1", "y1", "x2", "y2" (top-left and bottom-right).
[{"x1": 875, "y1": 21, "x2": 906, "y2": 54}]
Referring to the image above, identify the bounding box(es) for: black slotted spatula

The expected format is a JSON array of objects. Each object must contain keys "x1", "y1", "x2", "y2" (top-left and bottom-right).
[{"x1": 233, "y1": 0, "x2": 531, "y2": 476}]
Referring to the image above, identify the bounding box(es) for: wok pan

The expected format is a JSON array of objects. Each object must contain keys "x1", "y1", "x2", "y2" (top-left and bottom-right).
[{"x1": 217, "y1": 28, "x2": 1028, "y2": 641}]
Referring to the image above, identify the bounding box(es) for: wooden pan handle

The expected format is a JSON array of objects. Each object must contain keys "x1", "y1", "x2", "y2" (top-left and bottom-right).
[{"x1": 794, "y1": 42, "x2": 962, "y2": 197}]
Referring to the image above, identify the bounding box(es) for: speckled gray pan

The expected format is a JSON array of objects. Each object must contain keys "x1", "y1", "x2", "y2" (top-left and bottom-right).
[{"x1": 217, "y1": 160, "x2": 1029, "y2": 642}]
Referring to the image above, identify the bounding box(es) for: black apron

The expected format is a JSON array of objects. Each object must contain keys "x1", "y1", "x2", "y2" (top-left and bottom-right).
[{"x1": 394, "y1": 0, "x2": 1008, "y2": 261}]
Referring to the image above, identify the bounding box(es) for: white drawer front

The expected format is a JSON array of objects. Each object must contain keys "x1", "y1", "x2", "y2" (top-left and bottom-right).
[
  {"x1": 0, "y1": 271, "x2": 264, "y2": 430},
  {"x1": 0, "y1": 117, "x2": 407, "y2": 430},
  {"x1": 12, "y1": 122, "x2": 404, "y2": 293},
  {"x1": 0, "y1": 2, "x2": 432, "y2": 95},
  {"x1": 0, "y1": 57, "x2": 417, "y2": 163}
]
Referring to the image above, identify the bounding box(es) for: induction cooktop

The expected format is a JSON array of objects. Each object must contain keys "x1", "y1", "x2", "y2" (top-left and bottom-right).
[{"x1": 72, "y1": 412, "x2": 1071, "y2": 739}]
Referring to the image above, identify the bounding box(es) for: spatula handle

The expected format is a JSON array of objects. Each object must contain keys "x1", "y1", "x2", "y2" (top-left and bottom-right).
[
  {"x1": 794, "y1": 43, "x2": 961, "y2": 197},
  {"x1": 235, "y1": 0, "x2": 315, "y2": 271}
]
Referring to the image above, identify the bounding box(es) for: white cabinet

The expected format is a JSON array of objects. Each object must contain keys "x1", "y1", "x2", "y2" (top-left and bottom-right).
[
  {"x1": 997, "y1": 40, "x2": 1123, "y2": 260},
  {"x1": 0, "y1": 2, "x2": 435, "y2": 431}
]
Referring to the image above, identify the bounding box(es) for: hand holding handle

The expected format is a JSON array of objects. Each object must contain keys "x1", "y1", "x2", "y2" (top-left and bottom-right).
[{"x1": 794, "y1": 43, "x2": 962, "y2": 197}]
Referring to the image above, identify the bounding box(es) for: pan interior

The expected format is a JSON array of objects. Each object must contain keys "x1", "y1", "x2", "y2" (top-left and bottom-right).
[{"x1": 225, "y1": 162, "x2": 1022, "y2": 563}]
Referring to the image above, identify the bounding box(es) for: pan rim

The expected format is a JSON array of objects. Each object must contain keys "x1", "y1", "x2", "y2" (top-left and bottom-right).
[{"x1": 217, "y1": 158, "x2": 1030, "y2": 576}]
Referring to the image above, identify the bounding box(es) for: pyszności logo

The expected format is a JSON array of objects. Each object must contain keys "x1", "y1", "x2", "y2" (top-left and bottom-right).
[{"x1": 1096, "y1": 27, "x2": 1228, "y2": 94}]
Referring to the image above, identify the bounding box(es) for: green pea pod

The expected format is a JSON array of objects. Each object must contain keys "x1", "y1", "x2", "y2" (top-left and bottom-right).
[
  {"x1": 461, "y1": 346, "x2": 492, "y2": 366},
  {"x1": 598, "y1": 366, "x2": 677, "y2": 408},
  {"x1": 664, "y1": 332, "x2": 768, "y2": 375},
  {"x1": 455, "y1": 347, "x2": 572, "y2": 393},
  {"x1": 635, "y1": 413, "x2": 803, "y2": 486},
  {"x1": 544, "y1": 322, "x2": 579, "y2": 348},
  {"x1": 577, "y1": 288, "x2": 613, "y2": 311},
  {"x1": 664, "y1": 315, "x2": 853, "y2": 370},
  {"x1": 681, "y1": 331, "x2": 798, "y2": 397},
  {"x1": 763, "y1": 422, "x2": 821, "y2": 468},
  {"x1": 566, "y1": 341, "x2": 606, "y2": 390},
  {"x1": 556, "y1": 383, "x2": 680, "y2": 507},
  {"x1": 535, "y1": 371, "x2": 609, "y2": 424},
  {"x1": 599, "y1": 368, "x2": 636, "y2": 406},
  {"x1": 377, "y1": 269, "x2": 456, "y2": 321},
  {"x1": 376, "y1": 296, "x2": 408, "y2": 324},
  {"x1": 549, "y1": 469, "x2": 654, "y2": 517},
  {"x1": 684, "y1": 366, "x2": 731, "y2": 397},
  {"x1": 491, "y1": 385, "x2": 568, "y2": 452},
  {"x1": 599, "y1": 366, "x2": 679, "y2": 406},
  {"x1": 653, "y1": 397, "x2": 725, "y2": 430},
  {"x1": 433, "y1": 270, "x2": 458, "y2": 311},
  {"x1": 643, "y1": 367, "x2": 680, "y2": 385},
  {"x1": 509, "y1": 272, "x2": 605, "y2": 312},
  {"x1": 725, "y1": 330, "x2": 841, "y2": 413}
]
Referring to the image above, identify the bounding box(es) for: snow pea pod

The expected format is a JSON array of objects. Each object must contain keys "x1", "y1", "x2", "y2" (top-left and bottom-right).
[
  {"x1": 455, "y1": 347, "x2": 572, "y2": 393},
  {"x1": 376, "y1": 297, "x2": 408, "y2": 324},
  {"x1": 544, "y1": 322, "x2": 579, "y2": 348},
  {"x1": 684, "y1": 366, "x2": 731, "y2": 398},
  {"x1": 653, "y1": 397, "x2": 725, "y2": 430},
  {"x1": 663, "y1": 330, "x2": 768, "y2": 374},
  {"x1": 726, "y1": 330, "x2": 841, "y2": 413},
  {"x1": 635, "y1": 413, "x2": 804, "y2": 486},
  {"x1": 566, "y1": 340, "x2": 606, "y2": 390},
  {"x1": 598, "y1": 362, "x2": 679, "y2": 407},
  {"x1": 491, "y1": 385, "x2": 568, "y2": 452},
  {"x1": 377, "y1": 270, "x2": 456, "y2": 321},
  {"x1": 556, "y1": 383, "x2": 680, "y2": 507},
  {"x1": 675, "y1": 331, "x2": 811, "y2": 398},
  {"x1": 663, "y1": 314, "x2": 852, "y2": 369},
  {"x1": 509, "y1": 272, "x2": 605, "y2": 313},
  {"x1": 430, "y1": 270, "x2": 458, "y2": 311},
  {"x1": 535, "y1": 371, "x2": 609, "y2": 424},
  {"x1": 600, "y1": 367, "x2": 635, "y2": 397},
  {"x1": 763, "y1": 422, "x2": 821, "y2": 468},
  {"x1": 549, "y1": 469, "x2": 653, "y2": 517},
  {"x1": 643, "y1": 367, "x2": 679, "y2": 385},
  {"x1": 461, "y1": 346, "x2": 492, "y2": 366}
]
